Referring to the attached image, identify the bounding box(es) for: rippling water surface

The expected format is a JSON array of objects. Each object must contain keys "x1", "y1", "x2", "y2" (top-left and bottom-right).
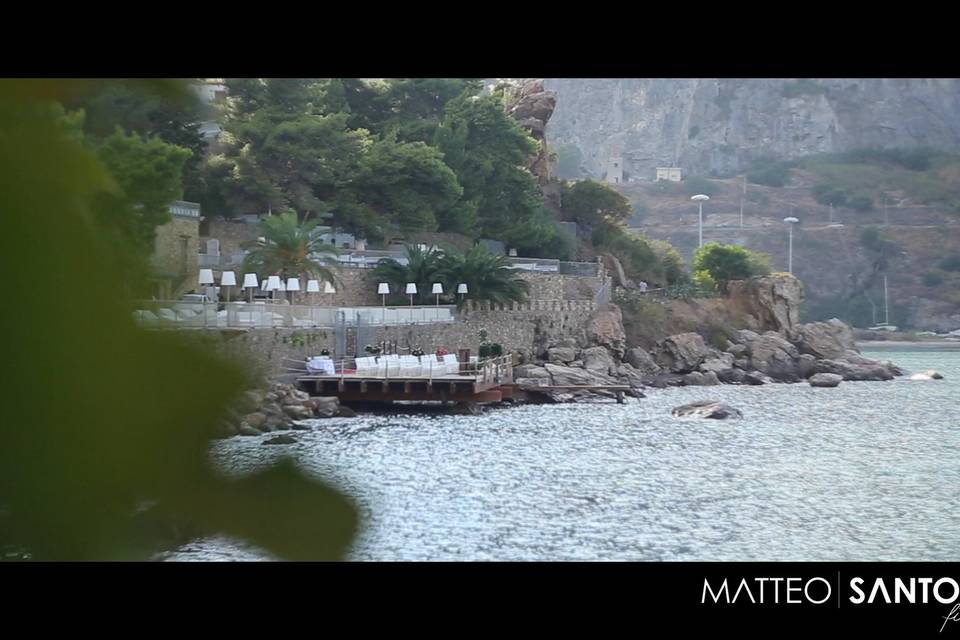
[{"x1": 164, "y1": 349, "x2": 960, "y2": 561}]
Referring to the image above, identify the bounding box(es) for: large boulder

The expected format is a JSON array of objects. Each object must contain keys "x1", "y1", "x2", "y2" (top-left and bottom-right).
[
  {"x1": 544, "y1": 363, "x2": 615, "y2": 386},
  {"x1": 812, "y1": 359, "x2": 894, "y2": 381},
  {"x1": 584, "y1": 306, "x2": 627, "y2": 359},
  {"x1": 791, "y1": 319, "x2": 857, "y2": 360},
  {"x1": 699, "y1": 351, "x2": 735, "y2": 375},
  {"x1": 727, "y1": 273, "x2": 804, "y2": 332},
  {"x1": 747, "y1": 332, "x2": 801, "y2": 381},
  {"x1": 614, "y1": 363, "x2": 648, "y2": 387},
  {"x1": 652, "y1": 332, "x2": 712, "y2": 373},
  {"x1": 311, "y1": 396, "x2": 340, "y2": 418},
  {"x1": 515, "y1": 364, "x2": 550, "y2": 379},
  {"x1": 672, "y1": 400, "x2": 743, "y2": 420},
  {"x1": 683, "y1": 371, "x2": 720, "y2": 386},
  {"x1": 809, "y1": 373, "x2": 843, "y2": 387},
  {"x1": 581, "y1": 346, "x2": 616, "y2": 374},
  {"x1": 624, "y1": 347, "x2": 661, "y2": 376},
  {"x1": 546, "y1": 347, "x2": 577, "y2": 364}
]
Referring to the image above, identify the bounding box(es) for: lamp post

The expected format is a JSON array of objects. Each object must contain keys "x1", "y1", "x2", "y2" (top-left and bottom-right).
[
  {"x1": 242, "y1": 273, "x2": 259, "y2": 303},
  {"x1": 784, "y1": 216, "x2": 799, "y2": 274},
  {"x1": 378, "y1": 282, "x2": 390, "y2": 323},
  {"x1": 405, "y1": 283, "x2": 417, "y2": 307},
  {"x1": 220, "y1": 271, "x2": 236, "y2": 303},
  {"x1": 199, "y1": 268, "x2": 215, "y2": 298},
  {"x1": 432, "y1": 282, "x2": 443, "y2": 306},
  {"x1": 266, "y1": 275, "x2": 281, "y2": 301},
  {"x1": 285, "y1": 277, "x2": 300, "y2": 304},
  {"x1": 691, "y1": 194, "x2": 710, "y2": 249},
  {"x1": 740, "y1": 175, "x2": 746, "y2": 228},
  {"x1": 457, "y1": 283, "x2": 468, "y2": 305}
]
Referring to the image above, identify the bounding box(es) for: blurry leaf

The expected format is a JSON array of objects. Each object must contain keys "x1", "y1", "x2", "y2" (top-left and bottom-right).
[{"x1": 0, "y1": 79, "x2": 357, "y2": 561}]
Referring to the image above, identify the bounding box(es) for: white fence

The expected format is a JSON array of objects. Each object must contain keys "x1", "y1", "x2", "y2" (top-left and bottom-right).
[{"x1": 132, "y1": 301, "x2": 457, "y2": 329}]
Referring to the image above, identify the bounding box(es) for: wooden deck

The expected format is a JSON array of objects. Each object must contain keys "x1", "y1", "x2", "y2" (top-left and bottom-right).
[{"x1": 295, "y1": 355, "x2": 514, "y2": 405}]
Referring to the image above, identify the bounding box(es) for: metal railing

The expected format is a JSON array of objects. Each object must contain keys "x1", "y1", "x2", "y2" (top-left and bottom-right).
[
  {"x1": 132, "y1": 300, "x2": 457, "y2": 329},
  {"x1": 287, "y1": 353, "x2": 512, "y2": 386}
]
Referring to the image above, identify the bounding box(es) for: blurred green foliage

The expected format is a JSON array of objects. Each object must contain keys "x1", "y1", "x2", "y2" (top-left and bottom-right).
[{"x1": 0, "y1": 79, "x2": 357, "y2": 560}]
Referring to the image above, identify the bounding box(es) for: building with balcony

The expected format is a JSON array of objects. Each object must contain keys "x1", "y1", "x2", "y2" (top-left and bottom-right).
[{"x1": 150, "y1": 200, "x2": 201, "y2": 299}]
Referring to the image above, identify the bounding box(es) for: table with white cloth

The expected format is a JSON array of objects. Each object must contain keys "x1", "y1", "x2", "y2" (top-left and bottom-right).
[{"x1": 306, "y1": 356, "x2": 335, "y2": 375}]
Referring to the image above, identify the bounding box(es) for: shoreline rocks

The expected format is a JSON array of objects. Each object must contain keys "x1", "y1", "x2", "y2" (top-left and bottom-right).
[{"x1": 218, "y1": 382, "x2": 343, "y2": 439}]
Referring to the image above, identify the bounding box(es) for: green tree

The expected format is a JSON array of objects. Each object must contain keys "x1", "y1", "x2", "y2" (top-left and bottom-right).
[
  {"x1": 562, "y1": 180, "x2": 631, "y2": 229},
  {"x1": 241, "y1": 210, "x2": 339, "y2": 283},
  {"x1": 692, "y1": 242, "x2": 771, "y2": 293},
  {"x1": 95, "y1": 128, "x2": 192, "y2": 253},
  {"x1": 434, "y1": 93, "x2": 543, "y2": 241},
  {"x1": 371, "y1": 244, "x2": 448, "y2": 304},
  {"x1": 439, "y1": 245, "x2": 530, "y2": 305},
  {"x1": 357, "y1": 134, "x2": 463, "y2": 233}
]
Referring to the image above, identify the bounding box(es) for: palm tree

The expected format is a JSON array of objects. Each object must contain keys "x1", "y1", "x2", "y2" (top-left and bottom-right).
[
  {"x1": 440, "y1": 245, "x2": 529, "y2": 305},
  {"x1": 372, "y1": 244, "x2": 446, "y2": 305},
  {"x1": 241, "y1": 210, "x2": 339, "y2": 286}
]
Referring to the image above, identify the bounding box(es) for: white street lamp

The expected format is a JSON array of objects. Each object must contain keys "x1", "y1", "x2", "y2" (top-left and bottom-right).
[
  {"x1": 306, "y1": 279, "x2": 320, "y2": 307},
  {"x1": 432, "y1": 282, "x2": 443, "y2": 306},
  {"x1": 784, "y1": 216, "x2": 799, "y2": 274},
  {"x1": 220, "y1": 271, "x2": 236, "y2": 303},
  {"x1": 457, "y1": 283, "x2": 468, "y2": 304},
  {"x1": 266, "y1": 275, "x2": 281, "y2": 301},
  {"x1": 323, "y1": 281, "x2": 335, "y2": 294},
  {"x1": 691, "y1": 194, "x2": 710, "y2": 249},
  {"x1": 405, "y1": 283, "x2": 417, "y2": 307},
  {"x1": 378, "y1": 282, "x2": 390, "y2": 323},
  {"x1": 286, "y1": 277, "x2": 300, "y2": 304},
  {"x1": 243, "y1": 273, "x2": 259, "y2": 303}
]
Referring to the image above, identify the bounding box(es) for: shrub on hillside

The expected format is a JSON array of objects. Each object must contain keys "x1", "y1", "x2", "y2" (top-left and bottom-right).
[{"x1": 683, "y1": 176, "x2": 719, "y2": 197}]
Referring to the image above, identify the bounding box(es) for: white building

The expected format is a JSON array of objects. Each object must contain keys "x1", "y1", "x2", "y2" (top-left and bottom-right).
[
  {"x1": 656, "y1": 167, "x2": 682, "y2": 182},
  {"x1": 604, "y1": 157, "x2": 624, "y2": 184}
]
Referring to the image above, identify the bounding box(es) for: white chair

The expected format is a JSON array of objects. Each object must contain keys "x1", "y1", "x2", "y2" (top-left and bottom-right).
[
  {"x1": 442, "y1": 354, "x2": 459, "y2": 374},
  {"x1": 399, "y1": 355, "x2": 420, "y2": 377},
  {"x1": 421, "y1": 354, "x2": 439, "y2": 378},
  {"x1": 157, "y1": 308, "x2": 179, "y2": 323},
  {"x1": 355, "y1": 357, "x2": 374, "y2": 376}
]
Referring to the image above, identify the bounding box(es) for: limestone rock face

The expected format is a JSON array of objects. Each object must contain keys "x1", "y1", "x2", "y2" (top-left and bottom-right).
[
  {"x1": 652, "y1": 332, "x2": 711, "y2": 373},
  {"x1": 544, "y1": 363, "x2": 614, "y2": 386},
  {"x1": 791, "y1": 318, "x2": 856, "y2": 360},
  {"x1": 515, "y1": 364, "x2": 551, "y2": 379},
  {"x1": 728, "y1": 274, "x2": 804, "y2": 333},
  {"x1": 502, "y1": 78, "x2": 557, "y2": 186},
  {"x1": 544, "y1": 78, "x2": 960, "y2": 179},
  {"x1": 699, "y1": 352, "x2": 735, "y2": 375},
  {"x1": 584, "y1": 306, "x2": 627, "y2": 359}
]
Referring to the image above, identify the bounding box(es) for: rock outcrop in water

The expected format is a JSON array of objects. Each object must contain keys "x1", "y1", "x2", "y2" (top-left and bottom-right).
[{"x1": 672, "y1": 400, "x2": 743, "y2": 420}]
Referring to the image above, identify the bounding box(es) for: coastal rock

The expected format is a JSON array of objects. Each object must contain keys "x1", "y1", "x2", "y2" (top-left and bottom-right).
[
  {"x1": 727, "y1": 273, "x2": 803, "y2": 332},
  {"x1": 725, "y1": 343, "x2": 748, "y2": 357},
  {"x1": 614, "y1": 363, "x2": 648, "y2": 387},
  {"x1": 646, "y1": 372, "x2": 687, "y2": 388},
  {"x1": 311, "y1": 397, "x2": 340, "y2": 418},
  {"x1": 585, "y1": 306, "x2": 627, "y2": 359},
  {"x1": 546, "y1": 347, "x2": 577, "y2": 364},
  {"x1": 743, "y1": 371, "x2": 772, "y2": 385},
  {"x1": 812, "y1": 359, "x2": 894, "y2": 381},
  {"x1": 717, "y1": 367, "x2": 748, "y2": 384},
  {"x1": 731, "y1": 329, "x2": 761, "y2": 346},
  {"x1": 684, "y1": 371, "x2": 720, "y2": 386},
  {"x1": 797, "y1": 354, "x2": 817, "y2": 379},
  {"x1": 263, "y1": 434, "x2": 298, "y2": 445},
  {"x1": 808, "y1": 373, "x2": 843, "y2": 387},
  {"x1": 652, "y1": 332, "x2": 711, "y2": 373},
  {"x1": 747, "y1": 332, "x2": 801, "y2": 382},
  {"x1": 238, "y1": 423, "x2": 261, "y2": 436},
  {"x1": 337, "y1": 405, "x2": 358, "y2": 417},
  {"x1": 624, "y1": 347, "x2": 661, "y2": 375},
  {"x1": 515, "y1": 364, "x2": 550, "y2": 379},
  {"x1": 699, "y1": 352, "x2": 735, "y2": 375},
  {"x1": 282, "y1": 404, "x2": 314, "y2": 420},
  {"x1": 909, "y1": 369, "x2": 944, "y2": 381},
  {"x1": 581, "y1": 346, "x2": 616, "y2": 374},
  {"x1": 671, "y1": 400, "x2": 743, "y2": 420},
  {"x1": 244, "y1": 412, "x2": 267, "y2": 429},
  {"x1": 790, "y1": 318, "x2": 856, "y2": 360},
  {"x1": 544, "y1": 363, "x2": 615, "y2": 386}
]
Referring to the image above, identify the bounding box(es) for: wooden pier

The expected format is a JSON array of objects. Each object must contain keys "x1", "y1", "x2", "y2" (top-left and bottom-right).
[{"x1": 295, "y1": 355, "x2": 515, "y2": 405}]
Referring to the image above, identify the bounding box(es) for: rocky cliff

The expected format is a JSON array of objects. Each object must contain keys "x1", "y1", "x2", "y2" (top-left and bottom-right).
[{"x1": 544, "y1": 79, "x2": 960, "y2": 179}]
